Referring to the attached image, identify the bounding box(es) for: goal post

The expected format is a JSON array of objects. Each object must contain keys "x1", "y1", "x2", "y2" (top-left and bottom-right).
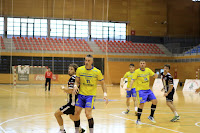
[{"x1": 12, "y1": 65, "x2": 48, "y2": 86}]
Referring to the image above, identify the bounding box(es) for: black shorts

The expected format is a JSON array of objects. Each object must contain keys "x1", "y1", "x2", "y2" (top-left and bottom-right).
[
  {"x1": 59, "y1": 103, "x2": 75, "y2": 115},
  {"x1": 166, "y1": 88, "x2": 175, "y2": 102}
]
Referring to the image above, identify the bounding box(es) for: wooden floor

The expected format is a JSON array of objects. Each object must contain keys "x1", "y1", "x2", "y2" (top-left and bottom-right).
[{"x1": 0, "y1": 84, "x2": 200, "y2": 133}]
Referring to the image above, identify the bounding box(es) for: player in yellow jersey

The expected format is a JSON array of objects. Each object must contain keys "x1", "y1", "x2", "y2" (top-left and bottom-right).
[
  {"x1": 128, "y1": 61, "x2": 158, "y2": 125},
  {"x1": 121, "y1": 64, "x2": 137, "y2": 115},
  {"x1": 73, "y1": 54, "x2": 108, "y2": 133}
]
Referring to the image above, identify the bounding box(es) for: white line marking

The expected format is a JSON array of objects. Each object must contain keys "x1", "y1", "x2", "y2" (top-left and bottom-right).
[
  {"x1": 109, "y1": 114, "x2": 183, "y2": 133},
  {"x1": 0, "y1": 88, "x2": 27, "y2": 94},
  {"x1": 0, "y1": 126, "x2": 7, "y2": 133},
  {"x1": 0, "y1": 112, "x2": 53, "y2": 126},
  {"x1": 7, "y1": 115, "x2": 49, "y2": 130},
  {"x1": 195, "y1": 122, "x2": 200, "y2": 127}
]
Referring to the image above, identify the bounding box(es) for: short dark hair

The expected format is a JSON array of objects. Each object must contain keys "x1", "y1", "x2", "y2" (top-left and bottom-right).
[
  {"x1": 86, "y1": 54, "x2": 93, "y2": 58},
  {"x1": 164, "y1": 64, "x2": 170, "y2": 69},
  {"x1": 129, "y1": 64, "x2": 135, "y2": 67},
  {"x1": 140, "y1": 60, "x2": 146, "y2": 62},
  {"x1": 69, "y1": 63, "x2": 79, "y2": 72}
]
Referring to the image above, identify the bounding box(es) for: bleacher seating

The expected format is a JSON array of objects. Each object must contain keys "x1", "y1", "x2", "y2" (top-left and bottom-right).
[
  {"x1": 185, "y1": 46, "x2": 200, "y2": 54},
  {"x1": 0, "y1": 36, "x2": 5, "y2": 50},
  {"x1": 12, "y1": 37, "x2": 93, "y2": 52},
  {"x1": 94, "y1": 40, "x2": 165, "y2": 54}
]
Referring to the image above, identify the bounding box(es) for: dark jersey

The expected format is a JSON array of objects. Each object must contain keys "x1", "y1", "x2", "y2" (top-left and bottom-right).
[
  {"x1": 161, "y1": 72, "x2": 174, "y2": 92},
  {"x1": 67, "y1": 75, "x2": 78, "y2": 106}
]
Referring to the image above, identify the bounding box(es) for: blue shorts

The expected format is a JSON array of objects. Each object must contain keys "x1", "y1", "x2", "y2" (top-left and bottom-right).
[
  {"x1": 75, "y1": 94, "x2": 95, "y2": 109},
  {"x1": 137, "y1": 89, "x2": 156, "y2": 103},
  {"x1": 126, "y1": 88, "x2": 136, "y2": 98}
]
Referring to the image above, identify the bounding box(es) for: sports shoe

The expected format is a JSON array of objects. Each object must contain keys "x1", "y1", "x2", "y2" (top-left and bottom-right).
[
  {"x1": 171, "y1": 116, "x2": 180, "y2": 122},
  {"x1": 79, "y1": 127, "x2": 85, "y2": 133},
  {"x1": 58, "y1": 129, "x2": 66, "y2": 133},
  {"x1": 136, "y1": 119, "x2": 142, "y2": 125},
  {"x1": 122, "y1": 109, "x2": 130, "y2": 114},
  {"x1": 148, "y1": 116, "x2": 156, "y2": 123}
]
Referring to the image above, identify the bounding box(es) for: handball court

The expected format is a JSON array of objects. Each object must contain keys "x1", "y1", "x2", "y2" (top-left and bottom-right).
[{"x1": 0, "y1": 84, "x2": 199, "y2": 133}]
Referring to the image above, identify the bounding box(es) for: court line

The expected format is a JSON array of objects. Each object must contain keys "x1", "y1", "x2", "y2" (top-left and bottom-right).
[
  {"x1": 0, "y1": 126, "x2": 7, "y2": 133},
  {"x1": 195, "y1": 122, "x2": 200, "y2": 127},
  {"x1": 5, "y1": 115, "x2": 50, "y2": 130},
  {"x1": 0, "y1": 88, "x2": 27, "y2": 94},
  {"x1": 109, "y1": 114, "x2": 183, "y2": 133},
  {"x1": 0, "y1": 112, "x2": 53, "y2": 126}
]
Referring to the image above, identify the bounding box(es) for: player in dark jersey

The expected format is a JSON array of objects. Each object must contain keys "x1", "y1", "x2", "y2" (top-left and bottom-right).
[
  {"x1": 161, "y1": 64, "x2": 180, "y2": 122},
  {"x1": 54, "y1": 64, "x2": 85, "y2": 133}
]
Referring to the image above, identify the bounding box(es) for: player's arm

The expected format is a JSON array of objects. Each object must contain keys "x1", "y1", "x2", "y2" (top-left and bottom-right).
[
  {"x1": 127, "y1": 71, "x2": 137, "y2": 91},
  {"x1": 164, "y1": 84, "x2": 173, "y2": 97},
  {"x1": 73, "y1": 68, "x2": 80, "y2": 94},
  {"x1": 195, "y1": 87, "x2": 200, "y2": 93},
  {"x1": 100, "y1": 79, "x2": 108, "y2": 104},
  {"x1": 160, "y1": 73, "x2": 164, "y2": 91},
  {"x1": 127, "y1": 79, "x2": 135, "y2": 91},
  {"x1": 152, "y1": 73, "x2": 158, "y2": 78},
  {"x1": 61, "y1": 85, "x2": 73, "y2": 94},
  {"x1": 73, "y1": 77, "x2": 80, "y2": 94},
  {"x1": 164, "y1": 76, "x2": 173, "y2": 97},
  {"x1": 149, "y1": 68, "x2": 158, "y2": 78},
  {"x1": 98, "y1": 70, "x2": 108, "y2": 104},
  {"x1": 121, "y1": 77, "x2": 126, "y2": 88}
]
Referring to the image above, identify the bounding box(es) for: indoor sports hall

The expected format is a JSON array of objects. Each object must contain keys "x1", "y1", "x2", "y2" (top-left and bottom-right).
[{"x1": 0, "y1": 0, "x2": 200, "y2": 133}]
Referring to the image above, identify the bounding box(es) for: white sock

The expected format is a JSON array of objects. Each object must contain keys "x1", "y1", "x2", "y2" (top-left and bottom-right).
[
  {"x1": 127, "y1": 106, "x2": 130, "y2": 110},
  {"x1": 89, "y1": 128, "x2": 93, "y2": 133},
  {"x1": 174, "y1": 111, "x2": 178, "y2": 116},
  {"x1": 75, "y1": 127, "x2": 79, "y2": 133},
  {"x1": 135, "y1": 107, "x2": 138, "y2": 112},
  {"x1": 60, "y1": 125, "x2": 64, "y2": 130}
]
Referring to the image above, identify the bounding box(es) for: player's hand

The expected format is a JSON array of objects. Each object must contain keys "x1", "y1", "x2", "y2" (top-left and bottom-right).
[
  {"x1": 60, "y1": 85, "x2": 65, "y2": 90},
  {"x1": 195, "y1": 88, "x2": 200, "y2": 93},
  {"x1": 164, "y1": 93, "x2": 168, "y2": 97},
  {"x1": 125, "y1": 88, "x2": 131, "y2": 91},
  {"x1": 104, "y1": 96, "x2": 109, "y2": 104},
  {"x1": 73, "y1": 85, "x2": 79, "y2": 94}
]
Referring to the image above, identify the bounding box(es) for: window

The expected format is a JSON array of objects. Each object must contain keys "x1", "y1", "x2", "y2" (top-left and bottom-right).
[
  {"x1": 34, "y1": 19, "x2": 48, "y2": 37},
  {"x1": 50, "y1": 20, "x2": 88, "y2": 38},
  {"x1": 115, "y1": 23, "x2": 126, "y2": 40},
  {"x1": 91, "y1": 22, "x2": 126, "y2": 40},
  {"x1": 0, "y1": 17, "x2": 4, "y2": 36},
  {"x1": 7, "y1": 17, "x2": 47, "y2": 37},
  {"x1": 76, "y1": 21, "x2": 88, "y2": 38}
]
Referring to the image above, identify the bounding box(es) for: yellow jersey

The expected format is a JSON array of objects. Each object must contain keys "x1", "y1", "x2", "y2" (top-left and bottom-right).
[
  {"x1": 132, "y1": 68, "x2": 155, "y2": 91},
  {"x1": 123, "y1": 71, "x2": 136, "y2": 88},
  {"x1": 76, "y1": 65, "x2": 104, "y2": 96}
]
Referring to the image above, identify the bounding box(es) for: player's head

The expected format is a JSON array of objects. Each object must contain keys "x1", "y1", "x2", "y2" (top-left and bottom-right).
[
  {"x1": 85, "y1": 54, "x2": 93, "y2": 67},
  {"x1": 68, "y1": 63, "x2": 78, "y2": 76},
  {"x1": 139, "y1": 60, "x2": 146, "y2": 69},
  {"x1": 129, "y1": 64, "x2": 135, "y2": 72},
  {"x1": 48, "y1": 68, "x2": 50, "y2": 71},
  {"x1": 164, "y1": 64, "x2": 170, "y2": 73}
]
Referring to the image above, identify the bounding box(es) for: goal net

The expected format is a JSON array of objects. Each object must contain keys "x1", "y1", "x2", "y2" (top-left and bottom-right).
[{"x1": 12, "y1": 65, "x2": 48, "y2": 86}]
